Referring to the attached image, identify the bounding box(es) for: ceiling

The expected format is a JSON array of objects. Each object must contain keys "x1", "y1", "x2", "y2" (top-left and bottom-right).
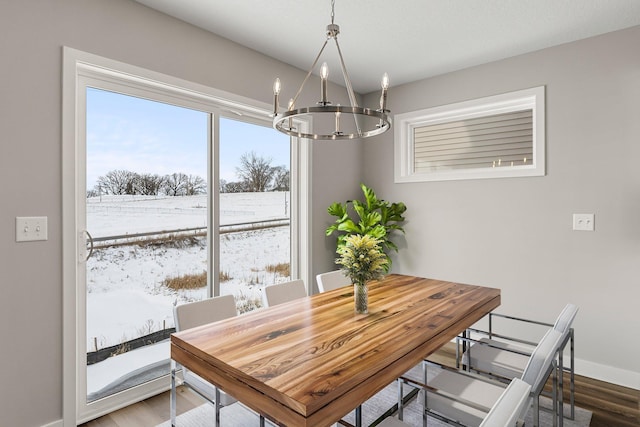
[{"x1": 134, "y1": 0, "x2": 640, "y2": 94}]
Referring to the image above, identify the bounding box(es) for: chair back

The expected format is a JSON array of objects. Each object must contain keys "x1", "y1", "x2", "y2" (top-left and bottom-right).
[
  {"x1": 479, "y1": 378, "x2": 532, "y2": 427},
  {"x1": 316, "y1": 270, "x2": 351, "y2": 293},
  {"x1": 520, "y1": 328, "x2": 563, "y2": 392},
  {"x1": 553, "y1": 303, "x2": 579, "y2": 334},
  {"x1": 262, "y1": 279, "x2": 307, "y2": 307},
  {"x1": 174, "y1": 294, "x2": 237, "y2": 331}
]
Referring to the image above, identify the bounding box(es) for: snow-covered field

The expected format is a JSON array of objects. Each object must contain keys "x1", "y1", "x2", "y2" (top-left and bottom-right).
[{"x1": 86, "y1": 193, "x2": 290, "y2": 396}]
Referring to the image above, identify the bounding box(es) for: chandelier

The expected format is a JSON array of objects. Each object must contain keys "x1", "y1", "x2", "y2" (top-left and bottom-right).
[{"x1": 272, "y1": 0, "x2": 391, "y2": 140}]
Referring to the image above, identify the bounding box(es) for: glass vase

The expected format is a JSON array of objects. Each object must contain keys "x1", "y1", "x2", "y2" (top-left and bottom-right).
[{"x1": 354, "y1": 280, "x2": 368, "y2": 314}]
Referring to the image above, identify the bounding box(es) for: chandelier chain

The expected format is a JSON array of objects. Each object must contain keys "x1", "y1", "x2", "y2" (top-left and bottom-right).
[{"x1": 331, "y1": 0, "x2": 335, "y2": 25}]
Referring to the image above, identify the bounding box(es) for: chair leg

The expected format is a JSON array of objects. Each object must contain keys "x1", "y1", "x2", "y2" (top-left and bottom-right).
[
  {"x1": 170, "y1": 361, "x2": 177, "y2": 427},
  {"x1": 260, "y1": 415, "x2": 265, "y2": 426},
  {"x1": 552, "y1": 361, "x2": 558, "y2": 427},
  {"x1": 558, "y1": 351, "x2": 564, "y2": 427},
  {"x1": 397, "y1": 379, "x2": 404, "y2": 421},
  {"x1": 460, "y1": 329, "x2": 471, "y2": 371},
  {"x1": 569, "y1": 330, "x2": 575, "y2": 420},
  {"x1": 214, "y1": 387, "x2": 221, "y2": 427},
  {"x1": 422, "y1": 362, "x2": 428, "y2": 427},
  {"x1": 355, "y1": 405, "x2": 362, "y2": 427}
]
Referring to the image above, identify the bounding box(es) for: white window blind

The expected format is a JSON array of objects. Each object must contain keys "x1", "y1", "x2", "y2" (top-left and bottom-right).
[
  {"x1": 414, "y1": 109, "x2": 533, "y2": 172},
  {"x1": 395, "y1": 86, "x2": 545, "y2": 182}
]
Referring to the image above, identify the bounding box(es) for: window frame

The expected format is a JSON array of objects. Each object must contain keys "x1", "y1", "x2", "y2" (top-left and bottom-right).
[{"x1": 394, "y1": 86, "x2": 545, "y2": 182}]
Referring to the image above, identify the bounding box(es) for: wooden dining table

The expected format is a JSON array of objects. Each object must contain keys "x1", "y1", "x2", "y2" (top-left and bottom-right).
[{"x1": 171, "y1": 274, "x2": 500, "y2": 427}]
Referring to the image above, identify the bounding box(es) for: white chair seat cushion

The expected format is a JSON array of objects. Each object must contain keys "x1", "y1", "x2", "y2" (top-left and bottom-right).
[
  {"x1": 465, "y1": 338, "x2": 532, "y2": 379},
  {"x1": 184, "y1": 369, "x2": 237, "y2": 406},
  {"x1": 427, "y1": 369, "x2": 505, "y2": 427}
]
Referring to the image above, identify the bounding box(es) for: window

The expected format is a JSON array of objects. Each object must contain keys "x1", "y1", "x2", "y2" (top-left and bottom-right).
[
  {"x1": 219, "y1": 117, "x2": 292, "y2": 313},
  {"x1": 394, "y1": 86, "x2": 545, "y2": 182}
]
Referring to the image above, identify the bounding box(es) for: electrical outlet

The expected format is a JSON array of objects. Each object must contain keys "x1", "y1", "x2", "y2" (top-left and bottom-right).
[
  {"x1": 572, "y1": 214, "x2": 594, "y2": 231},
  {"x1": 16, "y1": 216, "x2": 48, "y2": 242}
]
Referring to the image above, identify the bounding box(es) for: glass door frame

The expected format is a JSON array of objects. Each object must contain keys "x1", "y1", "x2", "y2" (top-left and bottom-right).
[{"x1": 62, "y1": 47, "x2": 311, "y2": 425}]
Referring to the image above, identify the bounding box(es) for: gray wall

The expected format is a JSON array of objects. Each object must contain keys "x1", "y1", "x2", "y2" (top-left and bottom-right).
[
  {"x1": 363, "y1": 25, "x2": 640, "y2": 385},
  {"x1": 2, "y1": 1, "x2": 638, "y2": 425},
  {"x1": 0, "y1": 1, "x2": 360, "y2": 426}
]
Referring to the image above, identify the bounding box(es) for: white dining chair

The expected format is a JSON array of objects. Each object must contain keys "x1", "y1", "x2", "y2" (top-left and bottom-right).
[
  {"x1": 171, "y1": 294, "x2": 266, "y2": 426},
  {"x1": 430, "y1": 328, "x2": 561, "y2": 427},
  {"x1": 316, "y1": 269, "x2": 351, "y2": 293},
  {"x1": 399, "y1": 327, "x2": 563, "y2": 427},
  {"x1": 380, "y1": 377, "x2": 531, "y2": 427},
  {"x1": 460, "y1": 303, "x2": 578, "y2": 420},
  {"x1": 262, "y1": 279, "x2": 307, "y2": 307}
]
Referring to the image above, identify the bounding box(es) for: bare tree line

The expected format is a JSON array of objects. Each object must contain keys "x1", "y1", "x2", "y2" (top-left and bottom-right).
[
  {"x1": 87, "y1": 170, "x2": 205, "y2": 197},
  {"x1": 88, "y1": 151, "x2": 289, "y2": 197},
  {"x1": 221, "y1": 151, "x2": 289, "y2": 193}
]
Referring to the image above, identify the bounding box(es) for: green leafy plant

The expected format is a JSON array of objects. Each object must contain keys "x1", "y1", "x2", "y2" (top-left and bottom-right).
[{"x1": 326, "y1": 183, "x2": 406, "y2": 271}]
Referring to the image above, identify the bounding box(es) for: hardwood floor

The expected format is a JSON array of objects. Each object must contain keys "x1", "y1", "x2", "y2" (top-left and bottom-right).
[{"x1": 81, "y1": 344, "x2": 639, "y2": 427}]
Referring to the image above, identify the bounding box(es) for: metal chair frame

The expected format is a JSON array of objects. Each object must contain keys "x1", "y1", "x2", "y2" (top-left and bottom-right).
[
  {"x1": 407, "y1": 327, "x2": 564, "y2": 427},
  {"x1": 396, "y1": 365, "x2": 540, "y2": 427},
  {"x1": 458, "y1": 310, "x2": 576, "y2": 421}
]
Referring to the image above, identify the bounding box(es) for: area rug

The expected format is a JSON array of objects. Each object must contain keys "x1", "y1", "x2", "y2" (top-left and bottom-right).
[
  {"x1": 158, "y1": 365, "x2": 591, "y2": 427},
  {"x1": 158, "y1": 391, "x2": 591, "y2": 427}
]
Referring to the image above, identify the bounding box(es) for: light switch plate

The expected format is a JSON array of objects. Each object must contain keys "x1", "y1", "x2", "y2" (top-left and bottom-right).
[
  {"x1": 16, "y1": 216, "x2": 48, "y2": 242},
  {"x1": 572, "y1": 213, "x2": 594, "y2": 231}
]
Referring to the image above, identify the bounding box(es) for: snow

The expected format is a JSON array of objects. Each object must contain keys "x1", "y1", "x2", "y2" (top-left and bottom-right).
[
  {"x1": 87, "y1": 192, "x2": 290, "y2": 236},
  {"x1": 87, "y1": 341, "x2": 170, "y2": 394},
  {"x1": 86, "y1": 192, "x2": 291, "y2": 396}
]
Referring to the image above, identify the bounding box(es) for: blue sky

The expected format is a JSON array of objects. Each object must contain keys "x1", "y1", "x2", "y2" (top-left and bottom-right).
[{"x1": 86, "y1": 88, "x2": 289, "y2": 190}]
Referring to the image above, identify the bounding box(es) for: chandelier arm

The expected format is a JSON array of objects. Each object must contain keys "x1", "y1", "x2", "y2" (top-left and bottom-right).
[
  {"x1": 333, "y1": 37, "x2": 363, "y2": 136},
  {"x1": 333, "y1": 38, "x2": 359, "y2": 108},
  {"x1": 290, "y1": 40, "x2": 330, "y2": 108}
]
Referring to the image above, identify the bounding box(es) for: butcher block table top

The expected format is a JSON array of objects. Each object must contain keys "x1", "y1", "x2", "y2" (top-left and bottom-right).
[{"x1": 171, "y1": 274, "x2": 500, "y2": 426}]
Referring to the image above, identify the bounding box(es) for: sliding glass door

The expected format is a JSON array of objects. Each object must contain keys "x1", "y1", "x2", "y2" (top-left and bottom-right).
[
  {"x1": 85, "y1": 88, "x2": 209, "y2": 403},
  {"x1": 64, "y1": 49, "x2": 306, "y2": 424}
]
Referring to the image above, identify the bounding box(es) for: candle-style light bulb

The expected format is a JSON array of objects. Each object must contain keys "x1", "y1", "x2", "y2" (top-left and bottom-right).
[
  {"x1": 320, "y1": 62, "x2": 329, "y2": 105},
  {"x1": 321, "y1": 62, "x2": 329, "y2": 80},
  {"x1": 381, "y1": 72, "x2": 390, "y2": 90},
  {"x1": 380, "y1": 72, "x2": 389, "y2": 111},
  {"x1": 273, "y1": 78, "x2": 281, "y2": 116},
  {"x1": 335, "y1": 104, "x2": 341, "y2": 134}
]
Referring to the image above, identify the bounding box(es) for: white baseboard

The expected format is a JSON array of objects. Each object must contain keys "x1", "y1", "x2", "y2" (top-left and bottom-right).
[
  {"x1": 575, "y1": 357, "x2": 640, "y2": 390},
  {"x1": 41, "y1": 420, "x2": 63, "y2": 427}
]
